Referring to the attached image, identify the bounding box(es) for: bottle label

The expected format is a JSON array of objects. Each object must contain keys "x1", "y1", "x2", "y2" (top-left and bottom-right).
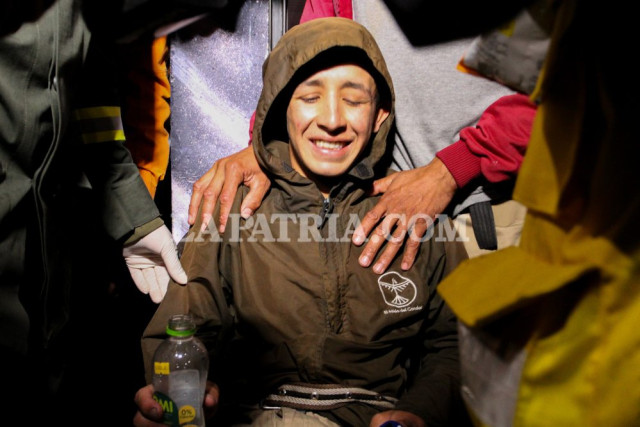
[
  {"x1": 178, "y1": 405, "x2": 198, "y2": 425},
  {"x1": 153, "y1": 391, "x2": 199, "y2": 426},
  {"x1": 153, "y1": 391, "x2": 179, "y2": 425},
  {"x1": 155, "y1": 361, "x2": 171, "y2": 375}
]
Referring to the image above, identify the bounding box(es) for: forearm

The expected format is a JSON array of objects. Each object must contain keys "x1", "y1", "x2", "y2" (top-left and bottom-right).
[
  {"x1": 141, "y1": 228, "x2": 230, "y2": 383},
  {"x1": 394, "y1": 352, "x2": 461, "y2": 427},
  {"x1": 81, "y1": 141, "x2": 161, "y2": 240},
  {"x1": 395, "y1": 336, "x2": 461, "y2": 425},
  {"x1": 75, "y1": 37, "x2": 160, "y2": 240},
  {"x1": 395, "y1": 292, "x2": 463, "y2": 426}
]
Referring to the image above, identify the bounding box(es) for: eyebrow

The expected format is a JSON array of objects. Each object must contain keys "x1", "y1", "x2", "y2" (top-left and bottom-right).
[
  {"x1": 301, "y1": 79, "x2": 371, "y2": 94},
  {"x1": 341, "y1": 81, "x2": 370, "y2": 93}
]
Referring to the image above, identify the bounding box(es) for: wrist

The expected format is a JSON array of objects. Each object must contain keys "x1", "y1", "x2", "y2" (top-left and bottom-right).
[
  {"x1": 123, "y1": 217, "x2": 164, "y2": 246},
  {"x1": 428, "y1": 157, "x2": 458, "y2": 193},
  {"x1": 436, "y1": 140, "x2": 481, "y2": 188}
]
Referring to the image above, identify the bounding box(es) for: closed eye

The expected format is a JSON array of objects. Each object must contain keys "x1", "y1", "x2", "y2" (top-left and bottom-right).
[{"x1": 344, "y1": 99, "x2": 368, "y2": 106}]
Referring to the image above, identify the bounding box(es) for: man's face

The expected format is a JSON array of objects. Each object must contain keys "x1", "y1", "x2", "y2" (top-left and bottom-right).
[{"x1": 286, "y1": 64, "x2": 389, "y2": 183}]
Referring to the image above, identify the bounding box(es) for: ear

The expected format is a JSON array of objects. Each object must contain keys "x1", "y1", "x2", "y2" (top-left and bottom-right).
[{"x1": 373, "y1": 107, "x2": 390, "y2": 132}]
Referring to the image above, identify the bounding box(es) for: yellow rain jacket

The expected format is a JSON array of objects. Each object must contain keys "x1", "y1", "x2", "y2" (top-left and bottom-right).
[{"x1": 438, "y1": 1, "x2": 640, "y2": 425}]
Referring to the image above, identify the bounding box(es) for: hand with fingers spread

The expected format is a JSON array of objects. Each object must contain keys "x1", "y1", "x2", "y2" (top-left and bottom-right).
[
  {"x1": 133, "y1": 382, "x2": 220, "y2": 426},
  {"x1": 353, "y1": 158, "x2": 457, "y2": 274},
  {"x1": 122, "y1": 224, "x2": 188, "y2": 303},
  {"x1": 188, "y1": 145, "x2": 271, "y2": 233}
]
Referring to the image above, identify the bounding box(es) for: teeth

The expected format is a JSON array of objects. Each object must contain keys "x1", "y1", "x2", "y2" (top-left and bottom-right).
[{"x1": 315, "y1": 140, "x2": 344, "y2": 150}]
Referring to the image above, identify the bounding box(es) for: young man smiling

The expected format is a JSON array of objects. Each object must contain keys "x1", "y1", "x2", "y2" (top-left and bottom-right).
[
  {"x1": 286, "y1": 63, "x2": 388, "y2": 192},
  {"x1": 134, "y1": 17, "x2": 469, "y2": 427}
]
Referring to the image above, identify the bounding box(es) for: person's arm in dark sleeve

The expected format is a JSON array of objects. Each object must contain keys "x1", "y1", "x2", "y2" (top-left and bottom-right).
[
  {"x1": 393, "y1": 238, "x2": 470, "y2": 426},
  {"x1": 72, "y1": 36, "x2": 161, "y2": 241},
  {"x1": 394, "y1": 300, "x2": 465, "y2": 426},
  {"x1": 72, "y1": 35, "x2": 187, "y2": 301},
  {"x1": 138, "y1": 203, "x2": 233, "y2": 425},
  {"x1": 141, "y1": 199, "x2": 236, "y2": 384}
]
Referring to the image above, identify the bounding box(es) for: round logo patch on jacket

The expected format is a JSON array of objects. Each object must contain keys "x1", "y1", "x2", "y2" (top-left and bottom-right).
[{"x1": 378, "y1": 271, "x2": 417, "y2": 308}]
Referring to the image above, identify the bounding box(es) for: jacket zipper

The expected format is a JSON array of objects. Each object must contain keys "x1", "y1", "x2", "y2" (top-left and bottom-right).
[
  {"x1": 33, "y1": 3, "x2": 62, "y2": 348},
  {"x1": 318, "y1": 196, "x2": 347, "y2": 335},
  {"x1": 318, "y1": 197, "x2": 333, "y2": 229}
]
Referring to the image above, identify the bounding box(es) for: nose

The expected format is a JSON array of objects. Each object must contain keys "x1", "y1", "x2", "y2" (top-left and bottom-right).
[{"x1": 316, "y1": 96, "x2": 346, "y2": 133}]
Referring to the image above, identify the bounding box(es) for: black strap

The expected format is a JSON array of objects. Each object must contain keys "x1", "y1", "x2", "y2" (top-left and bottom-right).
[{"x1": 469, "y1": 201, "x2": 498, "y2": 250}]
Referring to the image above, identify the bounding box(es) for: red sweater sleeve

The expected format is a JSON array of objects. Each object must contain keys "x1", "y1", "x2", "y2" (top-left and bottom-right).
[{"x1": 436, "y1": 93, "x2": 536, "y2": 188}]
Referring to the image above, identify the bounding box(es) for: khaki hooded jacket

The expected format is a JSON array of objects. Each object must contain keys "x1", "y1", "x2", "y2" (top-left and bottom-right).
[{"x1": 142, "y1": 17, "x2": 468, "y2": 426}]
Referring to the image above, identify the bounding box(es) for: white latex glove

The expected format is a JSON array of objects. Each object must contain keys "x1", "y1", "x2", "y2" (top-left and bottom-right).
[{"x1": 122, "y1": 225, "x2": 188, "y2": 303}]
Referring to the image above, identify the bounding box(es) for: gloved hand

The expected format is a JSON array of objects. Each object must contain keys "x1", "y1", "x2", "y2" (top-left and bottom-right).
[{"x1": 123, "y1": 224, "x2": 188, "y2": 303}]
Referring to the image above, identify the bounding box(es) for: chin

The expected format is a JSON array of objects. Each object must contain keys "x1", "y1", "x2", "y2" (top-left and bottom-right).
[{"x1": 312, "y1": 166, "x2": 349, "y2": 178}]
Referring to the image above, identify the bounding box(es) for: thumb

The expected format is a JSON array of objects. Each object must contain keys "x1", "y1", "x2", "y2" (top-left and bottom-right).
[
  {"x1": 158, "y1": 231, "x2": 188, "y2": 285},
  {"x1": 239, "y1": 183, "x2": 269, "y2": 219},
  {"x1": 370, "y1": 173, "x2": 397, "y2": 196},
  {"x1": 162, "y1": 248, "x2": 188, "y2": 285}
]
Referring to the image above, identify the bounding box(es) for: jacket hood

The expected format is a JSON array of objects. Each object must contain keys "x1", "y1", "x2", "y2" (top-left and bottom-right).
[{"x1": 252, "y1": 17, "x2": 395, "y2": 188}]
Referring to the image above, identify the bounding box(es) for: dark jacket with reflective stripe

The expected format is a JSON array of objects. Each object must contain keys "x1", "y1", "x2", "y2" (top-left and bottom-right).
[
  {"x1": 142, "y1": 17, "x2": 467, "y2": 426},
  {"x1": 0, "y1": 0, "x2": 159, "y2": 350}
]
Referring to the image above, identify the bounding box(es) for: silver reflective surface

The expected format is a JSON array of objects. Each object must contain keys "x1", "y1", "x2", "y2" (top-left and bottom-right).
[{"x1": 169, "y1": 0, "x2": 269, "y2": 242}]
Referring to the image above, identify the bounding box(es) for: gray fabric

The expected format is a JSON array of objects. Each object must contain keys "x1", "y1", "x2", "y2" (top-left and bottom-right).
[
  {"x1": 458, "y1": 322, "x2": 525, "y2": 427},
  {"x1": 460, "y1": 1, "x2": 554, "y2": 95},
  {"x1": 352, "y1": 1, "x2": 514, "y2": 215}
]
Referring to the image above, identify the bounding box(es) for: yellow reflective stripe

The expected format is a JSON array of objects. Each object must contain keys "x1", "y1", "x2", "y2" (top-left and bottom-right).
[
  {"x1": 80, "y1": 130, "x2": 126, "y2": 144},
  {"x1": 73, "y1": 106, "x2": 121, "y2": 120},
  {"x1": 73, "y1": 106, "x2": 125, "y2": 143},
  {"x1": 76, "y1": 116, "x2": 123, "y2": 134}
]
